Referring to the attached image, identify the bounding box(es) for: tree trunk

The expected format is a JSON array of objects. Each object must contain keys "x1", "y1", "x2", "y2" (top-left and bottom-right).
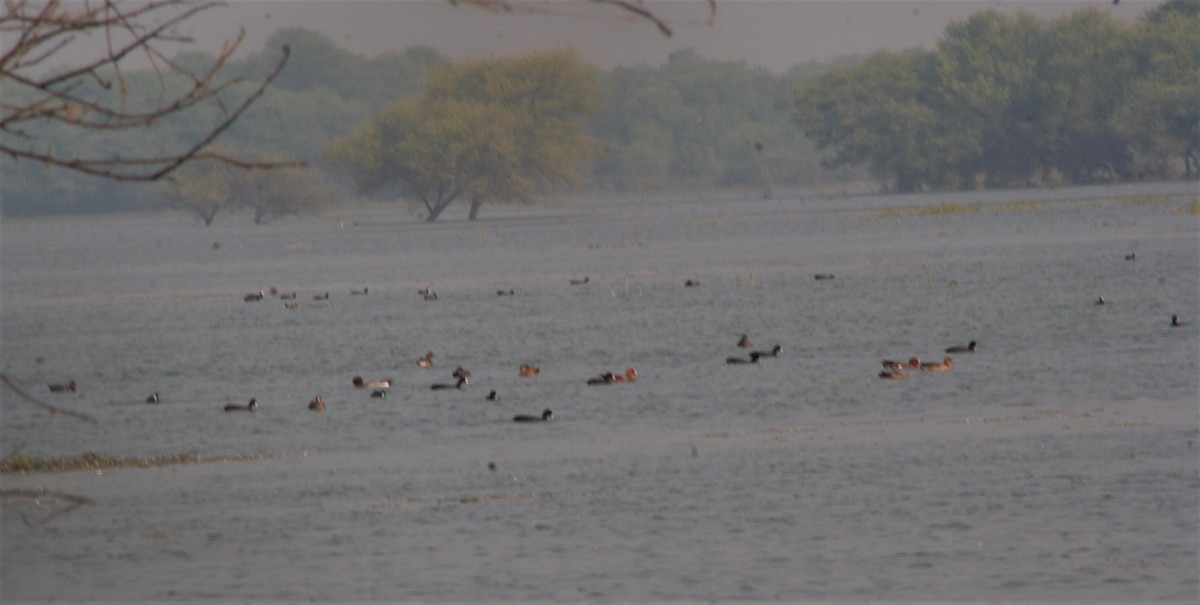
[{"x1": 468, "y1": 198, "x2": 482, "y2": 220}]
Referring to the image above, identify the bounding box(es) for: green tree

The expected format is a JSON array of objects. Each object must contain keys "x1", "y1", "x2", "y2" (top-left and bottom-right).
[{"x1": 164, "y1": 151, "x2": 327, "y2": 225}]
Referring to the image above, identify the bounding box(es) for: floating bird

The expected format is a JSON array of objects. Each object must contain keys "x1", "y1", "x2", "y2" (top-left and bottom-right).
[
  {"x1": 417, "y1": 351, "x2": 434, "y2": 368},
  {"x1": 1095, "y1": 296, "x2": 1105, "y2": 305},
  {"x1": 244, "y1": 290, "x2": 265, "y2": 302},
  {"x1": 486, "y1": 390, "x2": 499, "y2": 401},
  {"x1": 1171, "y1": 314, "x2": 1181, "y2": 327},
  {"x1": 283, "y1": 302, "x2": 302, "y2": 310},
  {"x1": 945, "y1": 340, "x2": 977, "y2": 353},
  {"x1": 587, "y1": 372, "x2": 615, "y2": 385},
  {"x1": 519, "y1": 363, "x2": 540, "y2": 377},
  {"x1": 47, "y1": 380, "x2": 76, "y2": 393},
  {"x1": 685, "y1": 279, "x2": 701, "y2": 287},
  {"x1": 423, "y1": 290, "x2": 438, "y2": 301},
  {"x1": 431, "y1": 377, "x2": 468, "y2": 390},
  {"x1": 737, "y1": 334, "x2": 753, "y2": 348},
  {"x1": 882, "y1": 357, "x2": 920, "y2": 370},
  {"x1": 370, "y1": 389, "x2": 387, "y2": 399},
  {"x1": 452, "y1": 367, "x2": 472, "y2": 380},
  {"x1": 1125, "y1": 252, "x2": 1135, "y2": 260},
  {"x1": 814, "y1": 274, "x2": 836, "y2": 280},
  {"x1": 145, "y1": 392, "x2": 159, "y2": 403},
  {"x1": 497, "y1": 289, "x2": 515, "y2": 296},
  {"x1": 224, "y1": 398, "x2": 257, "y2": 412},
  {"x1": 313, "y1": 292, "x2": 330, "y2": 301},
  {"x1": 352, "y1": 376, "x2": 392, "y2": 389},
  {"x1": 570, "y1": 277, "x2": 590, "y2": 285},
  {"x1": 513, "y1": 409, "x2": 553, "y2": 423},
  {"x1": 750, "y1": 345, "x2": 783, "y2": 358},
  {"x1": 351, "y1": 286, "x2": 369, "y2": 295},
  {"x1": 608, "y1": 367, "x2": 638, "y2": 383},
  {"x1": 920, "y1": 357, "x2": 953, "y2": 371},
  {"x1": 308, "y1": 394, "x2": 325, "y2": 411},
  {"x1": 726, "y1": 355, "x2": 761, "y2": 365},
  {"x1": 879, "y1": 369, "x2": 910, "y2": 379}
]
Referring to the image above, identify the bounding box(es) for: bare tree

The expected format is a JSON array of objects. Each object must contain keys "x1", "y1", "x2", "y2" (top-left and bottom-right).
[{"x1": 0, "y1": 0, "x2": 292, "y2": 182}]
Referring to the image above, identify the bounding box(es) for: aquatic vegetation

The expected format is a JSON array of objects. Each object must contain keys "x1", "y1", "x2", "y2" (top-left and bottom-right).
[{"x1": 1, "y1": 452, "x2": 267, "y2": 474}]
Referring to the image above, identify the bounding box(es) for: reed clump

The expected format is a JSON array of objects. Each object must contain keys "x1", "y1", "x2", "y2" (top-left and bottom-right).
[{"x1": 1, "y1": 452, "x2": 262, "y2": 474}]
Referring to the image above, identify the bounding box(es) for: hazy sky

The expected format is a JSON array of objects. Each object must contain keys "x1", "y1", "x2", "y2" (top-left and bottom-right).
[{"x1": 178, "y1": 0, "x2": 1153, "y2": 72}]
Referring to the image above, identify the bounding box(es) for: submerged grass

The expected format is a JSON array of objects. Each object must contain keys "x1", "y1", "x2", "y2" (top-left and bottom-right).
[{"x1": 1, "y1": 452, "x2": 268, "y2": 474}]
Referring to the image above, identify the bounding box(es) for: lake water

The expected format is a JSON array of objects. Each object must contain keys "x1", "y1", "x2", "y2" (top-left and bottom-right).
[{"x1": 2, "y1": 183, "x2": 1197, "y2": 602}]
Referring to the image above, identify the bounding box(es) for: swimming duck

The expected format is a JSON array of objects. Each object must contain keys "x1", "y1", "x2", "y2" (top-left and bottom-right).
[
  {"x1": 519, "y1": 363, "x2": 540, "y2": 377},
  {"x1": 417, "y1": 351, "x2": 434, "y2": 368},
  {"x1": 1095, "y1": 296, "x2": 1105, "y2": 305},
  {"x1": 1171, "y1": 314, "x2": 1181, "y2": 327},
  {"x1": 308, "y1": 394, "x2": 325, "y2": 411},
  {"x1": 920, "y1": 357, "x2": 953, "y2": 371},
  {"x1": 497, "y1": 289, "x2": 515, "y2": 296},
  {"x1": 370, "y1": 389, "x2": 387, "y2": 399},
  {"x1": 608, "y1": 367, "x2": 638, "y2": 383},
  {"x1": 737, "y1": 334, "x2": 753, "y2": 348},
  {"x1": 570, "y1": 277, "x2": 590, "y2": 285},
  {"x1": 513, "y1": 409, "x2": 553, "y2": 423},
  {"x1": 431, "y1": 377, "x2": 468, "y2": 390},
  {"x1": 47, "y1": 380, "x2": 76, "y2": 393},
  {"x1": 452, "y1": 367, "x2": 472, "y2": 380},
  {"x1": 351, "y1": 286, "x2": 369, "y2": 295},
  {"x1": 423, "y1": 290, "x2": 438, "y2": 301},
  {"x1": 587, "y1": 372, "x2": 615, "y2": 385},
  {"x1": 726, "y1": 355, "x2": 761, "y2": 365},
  {"x1": 279, "y1": 292, "x2": 297, "y2": 300},
  {"x1": 881, "y1": 357, "x2": 920, "y2": 370},
  {"x1": 945, "y1": 340, "x2": 976, "y2": 353},
  {"x1": 352, "y1": 376, "x2": 393, "y2": 389},
  {"x1": 486, "y1": 390, "x2": 499, "y2": 401},
  {"x1": 224, "y1": 398, "x2": 257, "y2": 412},
  {"x1": 814, "y1": 274, "x2": 836, "y2": 280},
  {"x1": 313, "y1": 292, "x2": 330, "y2": 301},
  {"x1": 145, "y1": 392, "x2": 159, "y2": 403},
  {"x1": 684, "y1": 279, "x2": 701, "y2": 287},
  {"x1": 750, "y1": 345, "x2": 783, "y2": 358},
  {"x1": 879, "y1": 369, "x2": 910, "y2": 379},
  {"x1": 244, "y1": 290, "x2": 265, "y2": 302},
  {"x1": 1125, "y1": 252, "x2": 1136, "y2": 260}
]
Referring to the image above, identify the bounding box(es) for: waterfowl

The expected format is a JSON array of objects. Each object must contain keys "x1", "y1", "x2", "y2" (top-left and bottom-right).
[
  {"x1": 283, "y1": 302, "x2": 302, "y2": 309},
  {"x1": 452, "y1": 367, "x2": 472, "y2": 380},
  {"x1": 431, "y1": 377, "x2": 468, "y2": 390},
  {"x1": 920, "y1": 357, "x2": 953, "y2": 371},
  {"x1": 1095, "y1": 296, "x2": 1105, "y2": 305},
  {"x1": 570, "y1": 277, "x2": 590, "y2": 285},
  {"x1": 47, "y1": 380, "x2": 76, "y2": 393},
  {"x1": 497, "y1": 289, "x2": 515, "y2": 296},
  {"x1": 737, "y1": 334, "x2": 753, "y2": 348},
  {"x1": 750, "y1": 345, "x2": 783, "y2": 358},
  {"x1": 224, "y1": 398, "x2": 257, "y2": 412},
  {"x1": 145, "y1": 392, "x2": 159, "y2": 403},
  {"x1": 1171, "y1": 314, "x2": 1181, "y2": 327},
  {"x1": 519, "y1": 363, "x2": 540, "y2": 377},
  {"x1": 684, "y1": 279, "x2": 701, "y2": 287},
  {"x1": 279, "y1": 292, "x2": 297, "y2": 300},
  {"x1": 417, "y1": 351, "x2": 434, "y2": 368},
  {"x1": 244, "y1": 290, "x2": 265, "y2": 302},
  {"x1": 608, "y1": 367, "x2": 638, "y2": 383},
  {"x1": 352, "y1": 376, "x2": 393, "y2": 389},
  {"x1": 351, "y1": 286, "x2": 369, "y2": 295},
  {"x1": 587, "y1": 372, "x2": 615, "y2": 385},
  {"x1": 945, "y1": 340, "x2": 977, "y2": 353},
  {"x1": 313, "y1": 292, "x2": 330, "y2": 301},
  {"x1": 879, "y1": 369, "x2": 909, "y2": 379},
  {"x1": 486, "y1": 390, "x2": 499, "y2": 401},
  {"x1": 308, "y1": 394, "x2": 325, "y2": 411},
  {"x1": 726, "y1": 355, "x2": 760, "y2": 365},
  {"x1": 423, "y1": 290, "x2": 438, "y2": 301},
  {"x1": 513, "y1": 409, "x2": 553, "y2": 423},
  {"x1": 881, "y1": 357, "x2": 920, "y2": 370},
  {"x1": 1125, "y1": 253, "x2": 1135, "y2": 260},
  {"x1": 370, "y1": 389, "x2": 387, "y2": 399},
  {"x1": 814, "y1": 273, "x2": 835, "y2": 280}
]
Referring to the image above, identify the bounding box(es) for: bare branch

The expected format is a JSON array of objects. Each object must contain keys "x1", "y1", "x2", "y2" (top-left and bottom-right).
[
  {"x1": 0, "y1": 488, "x2": 94, "y2": 529},
  {"x1": 0, "y1": 374, "x2": 97, "y2": 424}
]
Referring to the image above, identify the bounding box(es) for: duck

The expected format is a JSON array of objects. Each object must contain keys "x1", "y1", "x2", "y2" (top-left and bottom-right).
[
  {"x1": 945, "y1": 340, "x2": 977, "y2": 353},
  {"x1": 47, "y1": 380, "x2": 76, "y2": 393},
  {"x1": 1171, "y1": 314, "x2": 1181, "y2": 327},
  {"x1": 879, "y1": 369, "x2": 909, "y2": 379},
  {"x1": 145, "y1": 392, "x2": 159, "y2": 403},
  {"x1": 920, "y1": 357, "x2": 953, "y2": 371},
  {"x1": 279, "y1": 292, "x2": 297, "y2": 300},
  {"x1": 569, "y1": 277, "x2": 590, "y2": 285},
  {"x1": 431, "y1": 377, "x2": 468, "y2": 390},
  {"x1": 423, "y1": 290, "x2": 439, "y2": 301},
  {"x1": 497, "y1": 289, "x2": 515, "y2": 296},
  {"x1": 370, "y1": 389, "x2": 387, "y2": 399},
  {"x1": 737, "y1": 334, "x2": 753, "y2": 348},
  {"x1": 587, "y1": 372, "x2": 615, "y2": 385},
  {"x1": 750, "y1": 345, "x2": 783, "y2": 358},
  {"x1": 351, "y1": 286, "x2": 369, "y2": 295},
  {"x1": 814, "y1": 273, "x2": 836, "y2": 280},
  {"x1": 313, "y1": 292, "x2": 330, "y2": 301},
  {"x1": 684, "y1": 279, "x2": 701, "y2": 287},
  {"x1": 224, "y1": 398, "x2": 257, "y2": 412},
  {"x1": 519, "y1": 363, "x2": 540, "y2": 377},
  {"x1": 1095, "y1": 296, "x2": 1105, "y2": 305},
  {"x1": 1125, "y1": 252, "x2": 1136, "y2": 260},
  {"x1": 416, "y1": 351, "x2": 434, "y2": 368},
  {"x1": 244, "y1": 290, "x2": 265, "y2": 302},
  {"x1": 486, "y1": 390, "x2": 499, "y2": 401},
  {"x1": 352, "y1": 376, "x2": 393, "y2": 389},
  {"x1": 726, "y1": 354, "x2": 761, "y2": 365},
  {"x1": 308, "y1": 394, "x2": 325, "y2": 411},
  {"x1": 608, "y1": 367, "x2": 638, "y2": 383},
  {"x1": 882, "y1": 357, "x2": 920, "y2": 370},
  {"x1": 513, "y1": 409, "x2": 553, "y2": 423},
  {"x1": 452, "y1": 367, "x2": 472, "y2": 380}
]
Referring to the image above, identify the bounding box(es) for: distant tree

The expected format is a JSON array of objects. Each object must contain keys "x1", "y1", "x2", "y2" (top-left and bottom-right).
[
  {"x1": 447, "y1": 0, "x2": 716, "y2": 37},
  {"x1": 326, "y1": 49, "x2": 602, "y2": 221},
  {"x1": 164, "y1": 149, "x2": 326, "y2": 225},
  {"x1": 0, "y1": 0, "x2": 292, "y2": 182}
]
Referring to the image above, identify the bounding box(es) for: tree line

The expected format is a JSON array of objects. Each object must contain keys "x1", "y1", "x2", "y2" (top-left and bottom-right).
[{"x1": 2, "y1": 0, "x2": 1195, "y2": 220}]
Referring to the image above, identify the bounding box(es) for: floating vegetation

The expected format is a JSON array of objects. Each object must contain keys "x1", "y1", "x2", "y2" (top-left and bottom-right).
[{"x1": 1, "y1": 452, "x2": 269, "y2": 474}]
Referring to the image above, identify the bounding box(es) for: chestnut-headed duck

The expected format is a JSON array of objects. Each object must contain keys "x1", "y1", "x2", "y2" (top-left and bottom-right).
[
  {"x1": 750, "y1": 345, "x2": 783, "y2": 358},
  {"x1": 47, "y1": 380, "x2": 76, "y2": 393},
  {"x1": 609, "y1": 367, "x2": 638, "y2": 383},
  {"x1": 453, "y1": 367, "x2": 472, "y2": 380},
  {"x1": 431, "y1": 377, "x2": 468, "y2": 390},
  {"x1": 519, "y1": 363, "x2": 540, "y2": 377},
  {"x1": 879, "y1": 369, "x2": 910, "y2": 379},
  {"x1": 417, "y1": 351, "x2": 434, "y2": 368},
  {"x1": 513, "y1": 409, "x2": 553, "y2": 423},
  {"x1": 224, "y1": 398, "x2": 257, "y2": 412},
  {"x1": 920, "y1": 357, "x2": 953, "y2": 371},
  {"x1": 351, "y1": 286, "x2": 369, "y2": 295},
  {"x1": 737, "y1": 334, "x2": 753, "y2": 348},
  {"x1": 308, "y1": 394, "x2": 325, "y2": 411},
  {"x1": 244, "y1": 290, "x2": 265, "y2": 302},
  {"x1": 352, "y1": 376, "x2": 393, "y2": 389},
  {"x1": 486, "y1": 390, "x2": 499, "y2": 401},
  {"x1": 726, "y1": 355, "x2": 761, "y2": 365},
  {"x1": 1171, "y1": 314, "x2": 1181, "y2": 327},
  {"x1": 945, "y1": 340, "x2": 976, "y2": 353},
  {"x1": 570, "y1": 277, "x2": 590, "y2": 285},
  {"x1": 881, "y1": 358, "x2": 920, "y2": 370},
  {"x1": 370, "y1": 389, "x2": 387, "y2": 399},
  {"x1": 146, "y1": 392, "x2": 159, "y2": 403}
]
